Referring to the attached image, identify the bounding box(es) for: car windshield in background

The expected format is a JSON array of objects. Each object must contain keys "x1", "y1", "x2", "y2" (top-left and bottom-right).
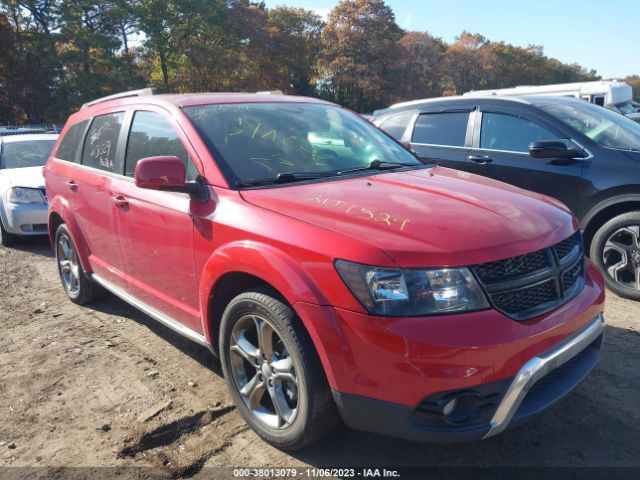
[
  {"x1": 539, "y1": 102, "x2": 640, "y2": 151},
  {"x1": 1, "y1": 140, "x2": 56, "y2": 169},
  {"x1": 183, "y1": 103, "x2": 421, "y2": 185},
  {"x1": 616, "y1": 102, "x2": 637, "y2": 115}
]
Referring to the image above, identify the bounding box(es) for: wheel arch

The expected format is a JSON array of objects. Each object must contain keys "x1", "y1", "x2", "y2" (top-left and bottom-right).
[
  {"x1": 581, "y1": 195, "x2": 640, "y2": 251},
  {"x1": 47, "y1": 197, "x2": 92, "y2": 271}
]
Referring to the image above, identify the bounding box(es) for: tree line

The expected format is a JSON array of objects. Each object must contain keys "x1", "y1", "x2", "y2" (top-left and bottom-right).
[{"x1": 0, "y1": 0, "x2": 630, "y2": 123}]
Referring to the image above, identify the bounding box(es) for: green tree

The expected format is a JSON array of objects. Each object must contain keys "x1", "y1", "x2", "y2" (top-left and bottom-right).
[
  {"x1": 318, "y1": 0, "x2": 404, "y2": 112},
  {"x1": 262, "y1": 6, "x2": 324, "y2": 95},
  {"x1": 395, "y1": 31, "x2": 446, "y2": 101}
]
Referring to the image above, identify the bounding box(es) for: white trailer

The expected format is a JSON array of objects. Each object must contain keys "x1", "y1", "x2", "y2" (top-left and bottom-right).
[{"x1": 464, "y1": 80, "x2": 636, "y2": 115}]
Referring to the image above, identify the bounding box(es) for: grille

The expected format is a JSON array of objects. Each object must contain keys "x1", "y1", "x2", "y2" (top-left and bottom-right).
[
  {"x1": 492, "y1": 279, "x2": 558, "y2": 315},
  {"x1": 472, "y1": 232, "x2": 585, "y2": 321},
  {"x1": 554, "y1": 231, "x2": 581, "y2": 262},
  {"x1": 474, "y1": 250, "x2": 549, "y2": 282},
  {"x1": 561, "y1": 260, "x2": 584, "y2": 293}
]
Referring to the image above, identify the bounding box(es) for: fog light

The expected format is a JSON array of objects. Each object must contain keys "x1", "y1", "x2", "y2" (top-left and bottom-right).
[
  {"x1": 441, "y1": 393, "x2": 481, "y2": 425},
  {"x1": 442, "y1": 398, "x2": 458, "y2": 416}
]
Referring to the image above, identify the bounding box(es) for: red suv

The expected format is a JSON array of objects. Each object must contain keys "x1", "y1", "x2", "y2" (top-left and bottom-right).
[{"x1": 45, "y1": 89, "x2": 605, "y2": 449}]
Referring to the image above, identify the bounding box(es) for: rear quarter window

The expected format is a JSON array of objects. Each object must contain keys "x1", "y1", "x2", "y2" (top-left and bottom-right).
[
  {"x1": 412, "y1": 112, "x2": 468, "y2": 147},
  {"x1": 56, "y1": 120, "x2": 88, "y2": 162},
  {"x1": 82, "y1": 112, "x2": 125, "y2": 173}
]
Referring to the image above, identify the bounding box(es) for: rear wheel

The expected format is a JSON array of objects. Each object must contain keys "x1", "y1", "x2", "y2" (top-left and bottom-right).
[
  {"x1": 590, "y1": 212, "x2": 640, "y2": 301},
  {"x1": 55, "y1": 224, "x2": 104, "y2": 304},
  {"x1": 219, "y1": 288, "x2": 340, "y2": 450},
  {"x1": 0, "y1": 217, "x2": 19, "y2": 247}
]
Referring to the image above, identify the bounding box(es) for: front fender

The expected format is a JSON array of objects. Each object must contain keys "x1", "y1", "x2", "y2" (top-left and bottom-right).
[
  {"x1": 48, "y1": 196, "x2": 92, "y2": 272},
  {"x1": 198, "y1": 240, "x2": 349, "y2": 390},
  {"x1": 199, "y1": 240, "x2": 329, "y2": 332}
]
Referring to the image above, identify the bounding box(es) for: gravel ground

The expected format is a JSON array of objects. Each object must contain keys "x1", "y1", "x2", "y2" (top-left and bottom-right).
[{"x1": 1, "y1": 237, "x2": 639, "y2": 479}]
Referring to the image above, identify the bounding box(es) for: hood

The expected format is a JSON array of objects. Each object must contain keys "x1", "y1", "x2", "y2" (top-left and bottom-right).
[
  {"x1": 0, "y1": 166, "x2": 45, "y2": 189},
  {"x1": 240, "y1": 166, "x2": 576, "y2": 267}
]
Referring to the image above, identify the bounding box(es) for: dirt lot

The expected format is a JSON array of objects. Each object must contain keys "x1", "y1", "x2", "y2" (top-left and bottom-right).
[{"x1": 1, "y1": 237, "x2": 640, "y2": 478}]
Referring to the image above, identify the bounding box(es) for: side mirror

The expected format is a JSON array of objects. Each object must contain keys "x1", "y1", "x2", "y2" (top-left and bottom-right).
[
  {"x1": 135, "y1": 156, "x2": 186, "y2": 190},
  {"x1": 134, "y1": 156, "x2": 205, "y2": 200},
  {"x1": 529, "y1": 140, "x2": 585, "y2": 159}
]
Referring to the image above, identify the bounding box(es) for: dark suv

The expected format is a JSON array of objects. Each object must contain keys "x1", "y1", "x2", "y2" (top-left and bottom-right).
[{"x1": 374, "y1": 96, "x2": 640, "y2": 300}]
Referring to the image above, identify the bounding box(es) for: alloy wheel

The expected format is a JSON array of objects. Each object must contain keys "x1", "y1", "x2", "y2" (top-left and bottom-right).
[
  {"x1": 229, "y1": 314, "x2": 298, "y2": 429},
  {"x1": 57, "y1": 233, "x2": 81, "y2": 296},
  {"x1": 602, "y1": 225, "x2": 640, "y2": 290}
]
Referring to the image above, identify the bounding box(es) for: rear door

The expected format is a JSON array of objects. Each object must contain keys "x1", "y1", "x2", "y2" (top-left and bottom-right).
[
  {"x1": 467, "y1": 106, "x2": 585, "y2": 212},
  {"x1": 74, "y1": 111, "x2": 128, "y2": 287},
  {"x1": 109, "y1": 107, "x2": 203, "y2": 332},
  {"x1": 408, "y1": 108, "x2": 474, "y2": 170}
]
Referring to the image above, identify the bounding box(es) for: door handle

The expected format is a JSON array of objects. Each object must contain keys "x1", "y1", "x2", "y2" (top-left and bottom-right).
[
  {"x1": 112, "y1": 195, "x2": 129, "y2": 211},
  {"x1": 468, "y1": 155, "x2": 494, "y2": 164},
  {"x1": 66, "y1": 180, "x2": 78, "y2": 192}
]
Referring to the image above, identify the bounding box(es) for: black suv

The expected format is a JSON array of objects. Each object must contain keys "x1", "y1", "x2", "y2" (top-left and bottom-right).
[{"x1": 373, "y1": 96, "x2": 640, "y2": 300}]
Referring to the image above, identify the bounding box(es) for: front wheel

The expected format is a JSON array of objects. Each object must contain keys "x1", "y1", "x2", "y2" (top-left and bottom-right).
[
  {"x1": 219, "y1": 288, "x2": 340, "y2": 450},
  {"x1": 590, "y1": 212, "x2": 640, "y2": 301}
]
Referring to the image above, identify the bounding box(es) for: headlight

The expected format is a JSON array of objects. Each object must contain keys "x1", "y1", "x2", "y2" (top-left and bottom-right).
[
  {"x1": 335, "y1": 260, "x2": 489, "y2": 316},
  {"x1": 6, "y1": 187, "x2": 46, "y2": 205}
]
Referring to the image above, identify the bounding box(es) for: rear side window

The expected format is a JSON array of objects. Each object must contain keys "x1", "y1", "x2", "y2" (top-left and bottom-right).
[
  {"x1": 125, "y1": 111, "x2": 197, "y2": 179},
  {"x1": 378, "y1": 111, "x2": 414, "y2": 140},
  {"x1": 82, "y1": 112, "x2": 125, "y2": 172},
  {"x1": 480, "y1": 112, "x2": 560, "y2": 153},
  {"x1": 56, "y1": 120, "x2": 88, "y2": 162},
  {"x1": 412, "y1": 112, "x2": 468, "y2": 147}
]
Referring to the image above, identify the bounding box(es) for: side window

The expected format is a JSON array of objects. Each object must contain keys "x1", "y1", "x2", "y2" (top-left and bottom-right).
[
  {"x1": 378, "y1": 111, "x2": 414, "y2": 140},
  {"x1": 412, "y1": 112, "x2": 468, "y2": 147},
  {"x1": 82, "y1": 112, "x2": 125, "y2": 172},
  {"x1": 56, "y1": 120, "x2": 88, "y2": 162},
  {"x1": 125, "y1": 111, "x2": 197, "y2": 180},
  {"x1": 480, "y1": 112, "x2": 561, "y2": 153}
]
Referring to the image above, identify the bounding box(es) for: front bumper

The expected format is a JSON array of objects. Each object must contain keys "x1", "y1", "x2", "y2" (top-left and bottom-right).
[
  {"x1": 332, "y1": 313, "x2": 603, "y2": 443},
  {"x1": 1, "y1": 202, "x2": 48, "y2": 235},
  {"x1": 295, "y1": 260, "x2": 605, "y2": 442}
]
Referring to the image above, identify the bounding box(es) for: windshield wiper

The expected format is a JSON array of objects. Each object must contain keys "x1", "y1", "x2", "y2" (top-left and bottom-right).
[
  {"x1": 337, "y1": 159, "x2": 419, "y2": 175},
  {"x1": 236, "y1": 171, "x2": 335, "y2": 188}
]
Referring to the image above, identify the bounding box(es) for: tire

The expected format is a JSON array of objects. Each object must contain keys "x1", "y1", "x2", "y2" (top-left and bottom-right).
[
  {"x1": 55, "y1": 224, "x2": 104, "y2": 305},
  {"x1": 0, "y1": 217, "x2": 20, "y2": 247},
  {"x1": 219, "y1": 288, "x2": 340, "y2": 450},
  {"x1": 589, "y1": 211, "x2": 640, "y2": 301}
]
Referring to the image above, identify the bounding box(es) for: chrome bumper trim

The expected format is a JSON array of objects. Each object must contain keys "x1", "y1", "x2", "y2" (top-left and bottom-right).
[{"x1": 484, "y1": 312, "x2": 604, "y2": 438}]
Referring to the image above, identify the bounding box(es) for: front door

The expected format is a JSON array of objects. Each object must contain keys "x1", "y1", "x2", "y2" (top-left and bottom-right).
[
  {"x1": 110, "y1": 109, "x2": 202, "y2": 332},
  {"x1": 467, "y1": 110, "x2": 585, "y2": 213}
]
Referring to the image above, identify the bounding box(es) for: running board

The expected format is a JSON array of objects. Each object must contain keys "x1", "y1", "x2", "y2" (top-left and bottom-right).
[{"x1": 91, "y1": 273, "x2": 210, "y2": 349}]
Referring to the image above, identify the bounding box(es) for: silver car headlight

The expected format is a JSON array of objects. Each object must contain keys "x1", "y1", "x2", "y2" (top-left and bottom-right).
[
  {"x1": 6, "y1": 187, "x2": 46, "y2": 205},
  {"x1": 335, "y1": 260, "x2": 489, "y2": 316}
]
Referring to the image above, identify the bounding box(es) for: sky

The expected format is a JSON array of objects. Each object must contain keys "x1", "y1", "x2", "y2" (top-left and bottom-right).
[{"x1": 263, "y1": 0, "x2": 639, "y2": 79}]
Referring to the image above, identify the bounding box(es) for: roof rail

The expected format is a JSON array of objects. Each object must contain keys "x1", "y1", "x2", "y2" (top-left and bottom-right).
[{"x1": 81, "y1": 88, "x2": 158, "y2": 109}]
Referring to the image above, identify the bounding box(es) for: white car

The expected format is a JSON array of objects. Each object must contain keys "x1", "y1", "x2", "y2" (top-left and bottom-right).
[{"x1": 0, "y1": 133, "x2": 58, "y2": 246}]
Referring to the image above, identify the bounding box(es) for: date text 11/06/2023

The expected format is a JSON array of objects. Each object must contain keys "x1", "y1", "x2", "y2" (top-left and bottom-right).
[{"x1": 232, "y1": 468, "x2": 401, "y2": 478}]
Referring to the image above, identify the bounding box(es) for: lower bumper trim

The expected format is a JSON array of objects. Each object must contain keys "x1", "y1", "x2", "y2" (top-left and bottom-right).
[{"x1": 484, "y1": 312, "x2": 604, "y2": 438}]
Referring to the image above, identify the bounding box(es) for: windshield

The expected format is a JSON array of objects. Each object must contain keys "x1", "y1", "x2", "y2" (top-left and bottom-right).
[
  {"x1": 616, "y1": 102, "x2": 637, "y2": 115},
  {"x1": 183, "y1": 103, "x2": 420, "y2": 185},
  {"x1": 539, "y1": 102, "x2": 640, "y2": 150},
  {"x1": 1, "y1": 139, "x2": 56, "y2": 169}
]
